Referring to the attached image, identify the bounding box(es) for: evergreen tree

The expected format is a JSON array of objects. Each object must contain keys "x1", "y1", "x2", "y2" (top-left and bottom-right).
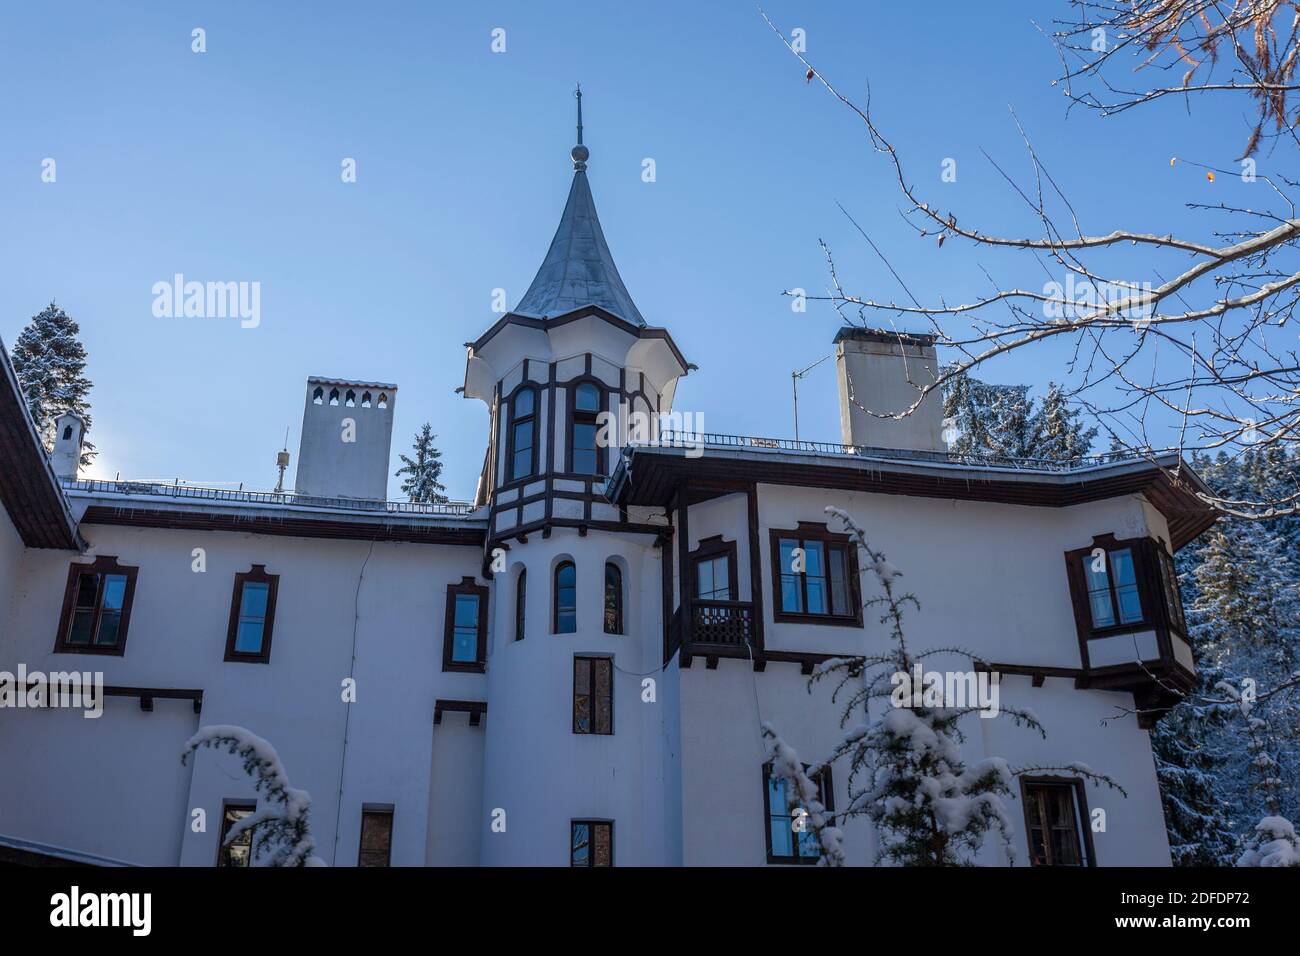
[
  {"x1": 1029, "y1": 382, "x2": 1098, "y2": 461},
  {"x1": 941, "y1": 370, "x2": 1033, "y2": 459},
  {"x1": 9, "y1": 300, "x2": 95, "y2": 464},
  {"x1": 395, "y1": 423, "x2": 447, "y2": 503}
]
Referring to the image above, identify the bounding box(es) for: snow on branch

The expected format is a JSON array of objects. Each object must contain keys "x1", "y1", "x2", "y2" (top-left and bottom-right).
[{"x1": 181, "y1": 725, "x2": 326, "y2": 867}]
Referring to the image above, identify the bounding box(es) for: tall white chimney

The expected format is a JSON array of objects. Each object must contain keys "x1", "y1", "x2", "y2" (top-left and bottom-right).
[
  {"x1": 50, "y1": 411, "x2": 85, "y2": 480},
  {"x1": 834, "y1": 328, "x2": 945, "y2": 452},
  {"x1": 294, "y1": 377, "x2": 396, "y2": 500}
]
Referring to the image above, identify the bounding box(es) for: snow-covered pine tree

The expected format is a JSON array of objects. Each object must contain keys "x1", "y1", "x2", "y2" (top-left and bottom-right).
[
  {"x1": 1029, "y1": 382, "x2": 1097, "y2": 461},
  {"x1": 10, "y1": 300, "x2": 95, "y2": 464},
  {"x1": 181, "y1": 725, "x2": 325, "y2": 866},
  {"x1": 395, "y1": 423, "x2": 447, "y2": 503},
  {"x1": 942, "y1": 370, "x2": 1033, "y2": 458},
  {"x1": 763, "y1": 506, "x2": 1124, "y2": 866}
]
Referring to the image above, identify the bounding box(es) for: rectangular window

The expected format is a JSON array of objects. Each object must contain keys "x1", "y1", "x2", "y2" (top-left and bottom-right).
[
  {"x1": 224, "y1": 566, "x2": 279, "y2": 663},
  {"x1": 442, "y1": 578, "x2": 488, "y2": 672},
  {"x1": 770, "y1": 527, "x2": 860, "y2": 625},
  {"x1": 1021, "y1": 778, "x2": 1093, "y2": 867},
  {"x1": 570, "y1": 820, "x2": 613, "y2": 866},
  {"x1": 358, "y1": 806, "x2": 394, "y2": 867},
  {"x1": 763, "y1": 763, "x2": 833, "y2": 864},
  {"x1": 1080, "y1": 546, "x2": 1144, "y2": 630},
  {"x1": 216, "y1": 801, "x2": 256, "y2": 867},
  {"x1": 573, "y1": 655, "x2": 613, "y2": 735},
  {"x1": 695, "y1": 555, "x2": 730, "y2": 600},
  {"x1": 1157, "y1": 547, "x2": 1187, "y2": 636},
  {"x1": 511, "y1": 419, "x2": 534, "y2": 481},
  {"x1": 54, "y1": 556, "x2": 138, "y2": 655}
]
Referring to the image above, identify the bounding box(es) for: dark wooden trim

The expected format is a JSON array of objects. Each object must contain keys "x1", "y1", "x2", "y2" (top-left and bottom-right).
[
  {"x1": 434, "y1": 698, "x2": 487, "y2": 726},
  {"x1": 80, "y1": 506, "x2": 485, "y2": 547},
  {"x1": 677, "y1": 488, "x2": 692, "y2": 648},
  {"x1": 762, "y1": 761, "x2": 833, "y2": 865},
  {"x1": 767, "y1": 523, "x2": 863, "y2": 627},
  {"x1": 611, "y1": 450, "x2": 1216, "y2": 551},
  {"x1": 746, "y1": 484, "x2": 766, "y2": 653},
  {"x1": 471, "y1": 305, "x2": 690, "y2": 375},
  {"x1": 52, "y1": 555, "x2": 139, "y2": 656},
  {"x1": 223, "y1": 565, "x2": 279, "y2": 664},
  {"x1": 441, "y1": 576, "x2": 488, "y2": 673},
  {"x1": 1019, "y1": 775, "x2": 1096, "y2": 867},
  {"x1": 678, "y1": 644, "x2": 838, "y2": 674}
]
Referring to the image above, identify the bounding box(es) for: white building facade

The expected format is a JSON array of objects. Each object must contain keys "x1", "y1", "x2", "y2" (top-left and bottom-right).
[{"x1": 0, "y1": 107, "x2": 1215, "y2": 868}]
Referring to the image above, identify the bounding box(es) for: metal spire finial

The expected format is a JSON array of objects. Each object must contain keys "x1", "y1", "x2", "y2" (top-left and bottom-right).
[{"x1": 571, "y1": 84, "x2": 589, "y2": 170}]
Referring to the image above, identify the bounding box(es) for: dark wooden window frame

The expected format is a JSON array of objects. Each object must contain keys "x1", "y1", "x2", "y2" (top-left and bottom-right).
[
  {"x1": 761, "y1": 761, "x2": 834, "y2": 865},
  {"x1": 690, "y1": 535, "x2": 739, "y2": 601},
  {"x1": 358, "y1": 803, "x2": 394, "y2": 867},
  {"x1": 223, "y1": 564, "x2": 280, "y2": 664},
  {"x1": 515, "y1": 567, "x2": 527, "y2": 642},
  {"x1": 573, "y1": 654, "x2": 614, "y2": 735},
  {"x1": 502, "y1": 382, "x2": 540, "y2": 485},
  {"x1": 564, "y1": 377, "x2": 608, "y2": 478},
  {"x1": 215, "y1": 799, "x2": 257, "y2": 867},
  {"x1": 768, "y1": 523, "x2": 863, "y2": 627},
  {"x1": 53, "y1": 555, "x2": 139, "y2": 656},
  {"x1": 1063, "y1": 533, "x2": 1188, "y2": 672},
  {"x1": 569, "y1": 819, "x2": 614, "y2": 867},
  {"x1": 553, "y1": 560, "x2": 577, "y2": 634},
  {"x1": 1019, "y1": 775, "x2": 1096, "y2": 867},
  {"x1": 442, "y1": 576, "x2": 488, "y2": 673},
  {"x1": 603, "y1": 561, "x2": 624, "y2": 635}
]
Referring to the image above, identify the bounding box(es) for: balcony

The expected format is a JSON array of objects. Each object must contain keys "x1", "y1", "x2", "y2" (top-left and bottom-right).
[{"x1": 690, "y1": 600, "x2": 755, "y2": 647}]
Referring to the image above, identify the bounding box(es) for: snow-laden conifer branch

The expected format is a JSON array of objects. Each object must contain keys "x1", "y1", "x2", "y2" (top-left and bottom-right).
[{"x1": 181, "y1": 725, "x2": 326, "y2": 867}]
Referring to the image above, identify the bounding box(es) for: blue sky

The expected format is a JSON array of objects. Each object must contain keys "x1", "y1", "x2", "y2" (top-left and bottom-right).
[{"x1": 0, "y1": 1, "x2": 1261, "y2": 498}]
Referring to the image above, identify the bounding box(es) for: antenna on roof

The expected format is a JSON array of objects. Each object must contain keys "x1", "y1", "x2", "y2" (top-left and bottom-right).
[{"x1": 275, "y1": 427, "x2": 291, "y2": 494}]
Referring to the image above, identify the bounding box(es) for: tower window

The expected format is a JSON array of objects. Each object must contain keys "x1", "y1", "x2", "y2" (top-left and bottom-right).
[
  {"x1": 1081, "y1": 546, "x2": 1143, "y2": 629},
  {"x1": 53, "y1": 556, "x2": 139, "y2": 656},
  {"x1": 554, "y1": 560, "x2": 577, "y2": 633},
  {"x1": 515, "y1": 568, "x2": 527, "y2": 642},
  {"x1": 361, "y1": 391, "x2": 372, "y2": 407},
  {"x1": 224, "y1": 565, "x2": 280, "y2": 664},
  {"x1": 345, "y1": 389, "x2": 356, "y2": 407},
  {"x1": 570, "y1": 820, "x2": 613, "y2": 867},
  {"x1": 62, "y1": 425, "x2": 72, "y2": 440},
  {"x1": 603, "y1": 562, "x2": 623, "y2": 634},
  {"x1": 329, "y1": 388, "x2": 340, "y2": 406},
  {"x1": 573, "y1": 655, "x2": 613, "y2": 735},
  {"x1": 507, "y1": 386, "x2": 537, "y2": 482},
  {"x1": 442, "y1": 577, "x2": 488, "y2": 672},
  {"x1": 377, "y1": 393, "x2": 388, "y2": 409},
  {"x1": 569, "y1": 382, "x2": 603, "y2": 475},
  {"x1": 312, "y1": 386, "x2": 324, "y2": 405}
]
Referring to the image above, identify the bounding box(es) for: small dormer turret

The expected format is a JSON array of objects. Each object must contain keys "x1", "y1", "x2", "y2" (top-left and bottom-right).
[{"x1": 50, "y1": 411, "x2": 85, "y2": 480}]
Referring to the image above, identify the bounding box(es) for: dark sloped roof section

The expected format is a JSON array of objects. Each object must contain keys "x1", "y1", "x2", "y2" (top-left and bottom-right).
[{"x1": 0, "y1": 337, "x2": 83, "y2": 550}]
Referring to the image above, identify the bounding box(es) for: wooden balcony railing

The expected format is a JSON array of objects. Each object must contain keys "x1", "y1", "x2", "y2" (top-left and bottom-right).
[{"x1": 690, "y1": 600, "x2": 755, "y2": 647}]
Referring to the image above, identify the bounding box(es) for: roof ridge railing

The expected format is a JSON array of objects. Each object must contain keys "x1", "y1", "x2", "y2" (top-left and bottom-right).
[
  {"x1": 648, "y1": 430, "x2": 1158, "y2": 474},
  {"x1": 59, "y1": 478, "x2": 477, "y2": 516}
]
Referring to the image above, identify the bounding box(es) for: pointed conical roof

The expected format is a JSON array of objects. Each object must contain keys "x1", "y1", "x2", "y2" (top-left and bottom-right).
[{"x1": 513, "y1": 89, "x2": 646, "y2": 327}]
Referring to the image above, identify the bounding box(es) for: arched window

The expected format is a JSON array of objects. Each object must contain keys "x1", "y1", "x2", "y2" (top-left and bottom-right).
[
  {"x1": 377, "y1": 393, "x2": 388, "y2": 409},
  {"x1": 62, "y1": 425, "x2": 73, "y2": 440},
  {"x1": 312, "y1": 386, "x2": 324, "y2": 405},
  {"x1": 515, "y1": 568, "x2": 527, "y2": 642},
  {"x1": 508, "y1": 386, "x2": 538, "y2": 482},
  {"x1": 329, "y1": 388, "x2": 340, "y2": 406},
  {"x1": 345, "y1": 389, "x2": 356, "y2": 407},
  {"x1": 361, "y1": 391, "x2": 372, "y2": 408},
  {"x1": 604, "y1": 563, "x2": 623, "y2": 634},
  {"x1": 569, "y1": 382, "x2": 603, "y2": 475},
  {"x1": 554, "y1": 561, "x2": 576, "y2": 634}
]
